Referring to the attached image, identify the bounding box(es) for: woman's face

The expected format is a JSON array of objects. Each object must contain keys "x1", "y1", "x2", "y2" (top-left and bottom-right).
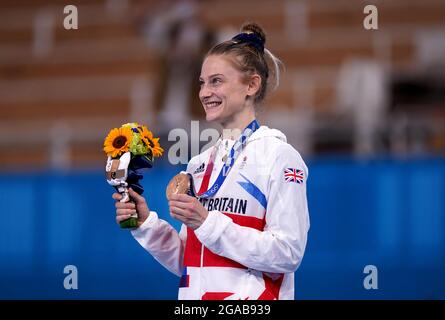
[{"x1": 199, "y1": 55, "x2": 250, "y2": 124}]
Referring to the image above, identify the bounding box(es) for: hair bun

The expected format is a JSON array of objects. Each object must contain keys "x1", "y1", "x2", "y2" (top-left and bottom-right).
[{"x1": 241, "y1": 22, "x2": 266, "y2": 47}]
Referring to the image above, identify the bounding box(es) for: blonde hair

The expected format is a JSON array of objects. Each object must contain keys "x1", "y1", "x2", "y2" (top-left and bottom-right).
[{"x1": 207, "y1": 22, "x2": 283, "y2": 104}]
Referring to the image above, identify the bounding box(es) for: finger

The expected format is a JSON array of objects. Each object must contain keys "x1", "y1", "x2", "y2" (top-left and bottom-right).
[
  {"x1": 170, "y1": 206, "x2": 189, "y2": 217},
  {"x1": 116, "y1": 208, "x2": 137, "y2": 216},
  {"x1": 128, "y1": 188, "x2": 145, "y2": 203},
  {"x1": 169, "y1": 193, "x2": 194, "y2": 202},
  {"x1": 115, "y1": 202, "x2": 136, "y2": 209},
  {"x1": 112, "y1": 193, "x2": 122, "y2": 200},
  {"x1": 116, "y1": 214, "x2": 132, "y2": 224},
  {"x1": 170, "y1": 211, "x2": 185, "y2": 222},
  {"x1": 169, "y1": 200, "x2": 191, "y2": 210}
]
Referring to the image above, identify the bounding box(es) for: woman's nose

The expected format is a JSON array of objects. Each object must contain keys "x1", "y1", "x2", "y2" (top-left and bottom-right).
[{"x1": 199, "y1": 85, "x2": 212, "y2": 100}]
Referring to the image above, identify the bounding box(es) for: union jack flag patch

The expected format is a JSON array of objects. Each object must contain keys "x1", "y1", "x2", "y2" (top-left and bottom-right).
[{"x1": 284, "y1": 168, "x2": 304, "y2": 184}]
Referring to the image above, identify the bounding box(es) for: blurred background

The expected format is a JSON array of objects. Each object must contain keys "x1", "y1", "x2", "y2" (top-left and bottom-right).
[{"x1": 0, "y1": 0, "x2": 444, "y2": 299}]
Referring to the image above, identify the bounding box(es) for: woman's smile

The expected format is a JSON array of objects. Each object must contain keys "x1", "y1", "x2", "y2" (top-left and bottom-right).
[{"x1": 203, "y1": 99, "x2": 222, "y2": 110}]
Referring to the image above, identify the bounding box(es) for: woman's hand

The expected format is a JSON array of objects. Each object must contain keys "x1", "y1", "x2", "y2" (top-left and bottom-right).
[
  {"x1": 168, "y1": 193, "x2": 209, "y2": 230},
  {"x1": 113, "y1": 188, "x2": 150, "y2": 228}
]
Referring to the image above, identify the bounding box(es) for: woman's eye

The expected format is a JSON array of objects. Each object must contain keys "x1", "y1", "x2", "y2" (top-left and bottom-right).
[{"x1": 211, "y1": 78, "x2": 222, "y2": 85}]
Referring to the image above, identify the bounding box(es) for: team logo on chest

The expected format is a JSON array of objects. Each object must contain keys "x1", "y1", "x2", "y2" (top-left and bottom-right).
[
  {"x1": 193, "y1": 163, "x2": 205, "y2": 174},
  {"x1": 239, "y1": 156, "x2": 248, "y2": 170}
]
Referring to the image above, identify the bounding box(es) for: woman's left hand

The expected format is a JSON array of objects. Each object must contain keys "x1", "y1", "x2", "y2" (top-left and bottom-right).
[{"x1": 168, "y1": 193, "x2": 209, "y2": 230}]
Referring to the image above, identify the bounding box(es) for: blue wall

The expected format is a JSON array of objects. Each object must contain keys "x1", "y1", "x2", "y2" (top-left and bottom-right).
[{"x1": 1, "y1": 158, "x2": 444, "y2": 299}]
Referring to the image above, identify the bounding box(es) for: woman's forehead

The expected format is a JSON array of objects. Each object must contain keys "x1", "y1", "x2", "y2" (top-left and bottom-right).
[{"x1": 201, "y1": 55, "x2": 238, "y2": 78}]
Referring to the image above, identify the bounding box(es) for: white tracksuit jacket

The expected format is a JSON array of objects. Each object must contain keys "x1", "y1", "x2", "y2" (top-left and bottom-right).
[{"x1": 131, "y1": 126, "x2": 310, "y2": 300}]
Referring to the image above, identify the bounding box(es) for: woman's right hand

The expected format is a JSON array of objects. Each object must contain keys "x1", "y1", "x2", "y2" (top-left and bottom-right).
[{"x1": 113, "y1": 188, "x2": 150, "y2": 228}]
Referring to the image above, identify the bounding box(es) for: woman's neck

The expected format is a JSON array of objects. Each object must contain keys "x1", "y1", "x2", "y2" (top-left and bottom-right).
[{"x1": 220, "y1": 108, "x2": 256, "y2": 140}]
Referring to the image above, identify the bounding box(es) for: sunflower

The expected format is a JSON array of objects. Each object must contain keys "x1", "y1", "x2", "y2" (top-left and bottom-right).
[
  {"x1": 103, "y1": 126, "x2": 133, "y2": 158},
  {"x1": 139, "y1": 126, "x2": 164, "y2": 158}
]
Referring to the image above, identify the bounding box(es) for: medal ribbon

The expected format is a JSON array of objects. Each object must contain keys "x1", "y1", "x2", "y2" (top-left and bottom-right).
[{"x1": 197, "y1": 119, "x2": 260, "y2": 198}]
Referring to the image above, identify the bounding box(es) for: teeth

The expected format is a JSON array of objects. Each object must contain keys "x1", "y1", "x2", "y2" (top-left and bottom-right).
[{"x1": 206, "y1": 102, "x2": 221, "y2": 108}]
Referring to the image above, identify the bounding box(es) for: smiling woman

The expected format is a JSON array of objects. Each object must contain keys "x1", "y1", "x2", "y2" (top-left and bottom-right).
[
  {"x1": 200, "y1": 56, "x2": 255, "y2": 127},
  {"x1": 199, "y1": 23, "x2": 282, "y2": 132},
  {"x1": 112, "y1": 22, "x2": 310, "y2": 300}
]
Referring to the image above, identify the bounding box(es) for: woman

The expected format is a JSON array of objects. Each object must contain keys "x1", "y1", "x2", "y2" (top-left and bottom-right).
[{"x1": 113, "y1": 23, "x2": 310, "y2": 300}]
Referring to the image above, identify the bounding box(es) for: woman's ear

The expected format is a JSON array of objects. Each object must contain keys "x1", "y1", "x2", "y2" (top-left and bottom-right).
[{"x1": 246, "y1": 74, "x2": 261, "y2": 98}]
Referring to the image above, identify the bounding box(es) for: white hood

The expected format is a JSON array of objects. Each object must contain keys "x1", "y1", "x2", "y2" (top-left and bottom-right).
[{"x1": 249, "y1": 125, "x2": 287, "y2": 143}]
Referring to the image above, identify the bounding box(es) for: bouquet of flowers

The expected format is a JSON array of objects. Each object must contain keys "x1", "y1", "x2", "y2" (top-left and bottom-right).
[{"x1": 103, "y1": 122, "x2": 163, "y2": 228}]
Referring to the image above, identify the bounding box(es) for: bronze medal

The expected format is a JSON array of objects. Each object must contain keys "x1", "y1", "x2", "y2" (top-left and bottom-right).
[{"x1": 166, "y1": 172, "x2": 196, "y2": 199}]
